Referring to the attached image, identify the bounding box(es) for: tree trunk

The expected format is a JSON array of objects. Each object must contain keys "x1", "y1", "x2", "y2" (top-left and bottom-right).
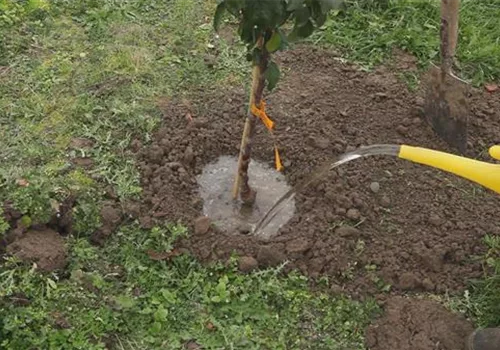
[
  {"x1": 440, "y1": 0, "x2": 460, "y2": 76},
  {"x1": 444, "y1": 0, "x2": 460, "y2": 58},
  {"x1": 232, "y1": 43, "x2": 269, "y2": 204}
]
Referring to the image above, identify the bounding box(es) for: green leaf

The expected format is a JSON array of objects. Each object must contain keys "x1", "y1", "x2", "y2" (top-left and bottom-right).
[
  {"x1": 213, "y1": 2, "x2": 226, "y2": 32},
  {"x1": 20, "y1": 215, "x2": 32, "y2": 227},
  {"x1": 161, "y1": 289, "x2": 178, "y2": 304},
  {"x1": 319, "y1": 0, "x2": 344, "y2": 13},
  {"x1": 289, "y1": 19, "x2": 315, "y2": 41},
  {"x1": 238, "y1": 18, "x2": 255, "y2": 44},
  {"x1": 265, "y1": 61, "x2": 280, "y2": 91},
  {"x1": 150, "y1": 321, "x2": 162, "y2": 334},
  {"x1": 115, "y1": 295, "x2": 136, "y2": 309},
  {"x1": 265, "y1": 31, "x2": 282, "y2": 52},
  {"x1": 287, "y1": 0, "x2": 304, "y2": 11},
  {"x1": 154, "y1": 307, "x2": 168, "y2": 322},
  {"x1": 47, "y1": 278, "x2": 57, "y2": 290},
  {"x1": 249, "y1": 0, "x2": 287, "y2": 33},
  {"x1": 296, "y1": 19, "x2": 315, "y2": 38},
  {"x1": 314, "y1": 12, "x2": 327, "y2": 27},
  {"x1": 311, "y1": 1, "x2": 327, "y2": 26},
  {"x1": 294, "y1": 5, "x2": 310, "y2": 26},
  {"x1": 225, "y1": 0, "x2": 245, "y2": 15}
]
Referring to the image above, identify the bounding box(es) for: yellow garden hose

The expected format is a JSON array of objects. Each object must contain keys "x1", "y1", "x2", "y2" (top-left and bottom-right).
[{"x1": 398, "y1": 145, "x2": 500, "y2": 194}]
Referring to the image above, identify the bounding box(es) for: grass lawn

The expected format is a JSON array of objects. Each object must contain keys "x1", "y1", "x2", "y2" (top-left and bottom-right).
[{"x1": 0, "y1": 0, "x2": 499, "y2": 348}]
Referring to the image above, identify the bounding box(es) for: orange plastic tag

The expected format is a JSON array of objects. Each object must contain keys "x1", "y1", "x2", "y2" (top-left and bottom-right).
[
  {"x1": 274, "y1": 146, "x2": 284, "y2": 172},
  {"x1": 251, "y1": 101, "x2": 274, "y2": 130},
  {"x1": 251, "y1": 100, "x2": 284, "y2": 171}
]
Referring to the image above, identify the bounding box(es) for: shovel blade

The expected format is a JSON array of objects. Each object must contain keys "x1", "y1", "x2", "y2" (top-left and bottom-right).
[{"x1": 423, "y1": 66, "x2": 468, "y2": 154}]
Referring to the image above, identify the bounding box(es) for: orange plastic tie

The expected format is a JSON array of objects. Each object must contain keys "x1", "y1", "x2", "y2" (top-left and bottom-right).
[
  {"x1": 274, "y1": 146, "x2": 284, "y2": 172},
  {"x1": 250, "y1": 100, "x2": 284, "y2": 172},
  {"x1": 251, "y1": 101, "x2": 274, "y2": 131}
]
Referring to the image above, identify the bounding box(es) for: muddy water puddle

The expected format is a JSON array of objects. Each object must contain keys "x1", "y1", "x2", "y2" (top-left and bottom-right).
[{"x1": 197, "y1": 156, "x2": 295, "y2": 240}]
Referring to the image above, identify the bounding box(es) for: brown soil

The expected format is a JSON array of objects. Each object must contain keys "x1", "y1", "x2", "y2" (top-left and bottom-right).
[
  {"x1": 6, "y1": 228, "x2": 67, "y2": 271},
  {"x1": 135, "y1": 46, "x2": 500, "y2": 298},
  {"x1": 69, "y1": 137, "x2": 95, "y2": 149},
  {"x1": 71, "y1": 157, "x2": 94, "y2": 168},
  {"x1": 365, "y1": 296, "x2": 474, "y2": 350},
  {"x1": 90, "y1": 202, "x2": 124, "y2": 245}
]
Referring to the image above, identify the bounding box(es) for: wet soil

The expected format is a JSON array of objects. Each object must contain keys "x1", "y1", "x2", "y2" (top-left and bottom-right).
[
  {"x1": 135, "y1": 46, "x2": 500, "y2": 298},
  {"x1": 365, "y1": 296, "x2": 474, "y2": 350},
  {"x1": 197, "y1": 155, "x2": 295, "y2": 240}
]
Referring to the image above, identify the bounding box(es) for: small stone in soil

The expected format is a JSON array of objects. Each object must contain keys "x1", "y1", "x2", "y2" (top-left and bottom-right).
[
  {"x1": 330, "y1": 283, "x2": 344, "y2": 295},
  {"x1": 139, "y1": 216, "x2": 153, "y2": 229},
  {"x1": 336, "y1": 207, "x2": 346, "y2": 215},
  {"x1": 333, "y1": 143, "x2": 344, "y2": 153},
  {"x1": 396, "y1": 125, "x2": 408, "y2": 135},
  {"x1": 286, "y1": 238, "x2": 312, "y2": 254},
  {"x1": 335, "y1": 226, "x2": 360, "y2": 238},
  {"x1": 194, "y1": 216, "x2": 211, "y2": 235},
  {"x1": 380, "y1": 196, "x2": 391, "y2": 208},
  {"x1": 314, "y1": 137, "x2": 330, "y2": 150},
  {"x1": 346, "y1": 208, "x2": 361, "y2": 220},
  {"x1": 370, "y1": 182, "x2": 380, "y2": 193},
  {"x1": 422, "y1": 277, "x2": 435, "y2": 291},
  {"x1": 402, "y1": 118, "x2": 412, "y2": 126},
  {"x1": 183, "y1": 146, "x2": 194, "y2": 165},
  {"x1": 237, "y1": 223, "x2": 252, "y2": 235},
  {"x1": 238, "y1": 256, "x2": 258, "y2": 273},
  {"x1": 428, "y1": 214, "x2": 443, "y2": 226},
  {"x1": 257, "y1": 246, "x2": 286, "y2": 267},
  {"x1": 398, "y1": 272, "x2": 420, "y2": 290}
]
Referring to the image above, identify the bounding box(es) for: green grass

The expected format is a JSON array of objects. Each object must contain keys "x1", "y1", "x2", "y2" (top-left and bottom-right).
[
  {"x1": 445, "y1": 234, "x2": 500, "y2": 329},
  {"x1": 452, "y1": 235, "x2": 500, "y2": 328},
  {"x1": 1, "y1": 0, "x2": 500, "y2": 348},
  {"x1": 0, "y1": 224, "x2": 379, "y2": 349},
  {"x1": 313, "y1": 0, "x2": 500, "y2": 85},
  {"x1": 0, "y1": 0, "x2": 247, "y2": 231}
]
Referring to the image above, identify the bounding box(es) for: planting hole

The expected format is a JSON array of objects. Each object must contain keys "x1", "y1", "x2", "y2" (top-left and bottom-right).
[{"x1": 197, "y1": 156, "x2": 295, "y2": 240}]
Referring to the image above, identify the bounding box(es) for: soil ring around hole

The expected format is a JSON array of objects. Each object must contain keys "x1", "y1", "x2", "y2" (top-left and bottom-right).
[
  {"x1": 136, "y1": 46, "x2": 500, "y2": 299},
  {"x1": 365, "y1": 296, "x2": 474, "y2": 350}
]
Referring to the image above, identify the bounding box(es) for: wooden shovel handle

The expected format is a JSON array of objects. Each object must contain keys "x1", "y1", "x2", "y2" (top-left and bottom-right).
[{"x1": 440, "y1": 0, "x2": 460, "y2": 75}]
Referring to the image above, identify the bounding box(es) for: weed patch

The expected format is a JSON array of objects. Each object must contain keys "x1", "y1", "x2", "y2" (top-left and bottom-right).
[{"x1": 0, "y1": 224, "x2": 379, "y2": 349}]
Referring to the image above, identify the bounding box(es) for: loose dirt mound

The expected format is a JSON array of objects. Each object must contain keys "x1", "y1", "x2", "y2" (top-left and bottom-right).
[
  {"x1": 135, "y1": 46, "x2": 500, "y2": 295},
  {"x1": 365, "y1": 297, "x2": 474, "y2": 350},
  {"x1": 7, "y1": 228, "x2": 67, "y2": 271}
]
